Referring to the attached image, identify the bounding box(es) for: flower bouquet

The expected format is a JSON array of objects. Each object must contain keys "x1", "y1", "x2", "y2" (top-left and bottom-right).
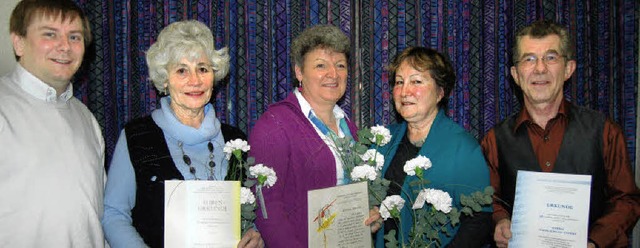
[
  {"x1": 223, "y1": 139, "x2": 278, "y2": 234},
  {"x1": 332, "y1": 125, "x2": 493, "y2": 247},
  {"x1": 332, "y1": 125, "x2": 393, "y2": 206}
]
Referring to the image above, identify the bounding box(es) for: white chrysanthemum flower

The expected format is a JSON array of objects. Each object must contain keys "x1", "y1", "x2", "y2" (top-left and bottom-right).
[
  {"x1": 403, "y1": 155, "x2": 432, "y2": 176},
  {"x1": 424, "y1": 188, "x2": 453, "y2": 213},
  {"x1": 249, "y1": 163, "x2": 277, "y2": 188},
  {"x1": 369, "y1": 125, "x2": 392, "y2": 146},
  {"x1": 223, "y1": 139, "x2": 251, "y2": 160},
  {"x1": 360, "y1": 149, "x2": 385, "y2": 170},
  {"x1": 240, "y1": 187, "x2": 256, "y2": 205},
  {"x1": 350, "y1": 165, "x2": 377, "y2": 181},
  {"x1": 379, "y1": 195, "x2": 405, "y2": 220}
]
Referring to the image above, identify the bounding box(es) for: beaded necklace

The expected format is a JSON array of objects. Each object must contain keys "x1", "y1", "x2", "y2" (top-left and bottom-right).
[{"x1": 177, "y1": 141, "x2": 216, "y2": 180}]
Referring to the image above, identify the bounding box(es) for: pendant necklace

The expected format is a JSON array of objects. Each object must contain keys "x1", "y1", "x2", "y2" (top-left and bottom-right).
[{"x1": 177, "y1": 141, "x2": 216, "y2": 180}]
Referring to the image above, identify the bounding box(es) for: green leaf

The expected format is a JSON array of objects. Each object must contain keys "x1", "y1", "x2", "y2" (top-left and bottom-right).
[
  {"x1": 435, "y1": 211, "x2": 447, "y2": 224},
  {"x1": 384, "y1": 230, "x2": 399, "y2": 248},
  {"x1": 460, "y1": 194, "x2": 470, "y2": 205},
  {"x1": 484, "y1": 186, "x2": 495, "y2": 195},
  {"x1": 471, "y1": 202, "x2": 482, "y2": 212},
  {"x1": 461, "y1": 207, "x2": 473, "y2": 215},
  {"x1": 426, "y1": 228, "x2": 439, "y2": 239},
  {"x1": 354, "y1": 144, "x2": 368, "y2": 154},
  {"x1": 483, "y1": 195, "x2": 493, "y2": 204},
  {"x1": 243, "y1": 179, "x2": 256, "y2": 188},
  {"x1": 246, "y1": 157, "x2": 255, "y2": 165}
]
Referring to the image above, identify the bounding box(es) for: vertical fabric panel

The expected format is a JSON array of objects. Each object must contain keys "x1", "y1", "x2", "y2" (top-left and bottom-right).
[{"x1": 74, "y1": 0, "x2": 637, "y2": 191}]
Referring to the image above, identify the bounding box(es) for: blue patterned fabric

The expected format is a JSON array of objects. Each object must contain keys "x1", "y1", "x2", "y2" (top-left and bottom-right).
[{"x1": 71, "y1": 1, "x2": 638, "y2": 196}]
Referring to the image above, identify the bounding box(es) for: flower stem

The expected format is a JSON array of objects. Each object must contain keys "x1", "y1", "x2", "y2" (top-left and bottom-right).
[
  {"x1": 256, "y1": 185, "x2": 268, "y2": 219},
  {"x1": 399, "y1": 217, "x2": 406, "y2": 248}
]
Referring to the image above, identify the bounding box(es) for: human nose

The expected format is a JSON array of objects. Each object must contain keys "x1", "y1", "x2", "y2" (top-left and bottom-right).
[
  {"x1": 58, "y1": 36, "x2": 71, "y2": 52},
  {"x1": 533, "y1": 57, "x2": 548, "y2": 73},
  {"x1": 397, "y1": 83, "x2": 410, "y2": 97},
  {"x1": 186, "y1": 70, "x2": 201, "y2": 85},
  {"x1": 326, "y1": 65, "x2": 338, "y2": 78}
]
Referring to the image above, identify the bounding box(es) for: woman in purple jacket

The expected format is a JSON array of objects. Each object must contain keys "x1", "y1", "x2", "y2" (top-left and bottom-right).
[{"x1": 248, "y1": 24, "x2": 358, "y2": 247}]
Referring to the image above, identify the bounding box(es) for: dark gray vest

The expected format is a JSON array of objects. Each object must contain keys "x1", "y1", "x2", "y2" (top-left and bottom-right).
[
  {"x1": 125, "y1": 116, "x2": 246, "y2": 248},
  {"x1": 494, "y1": 103, "x2": 606, "y2": 228}
]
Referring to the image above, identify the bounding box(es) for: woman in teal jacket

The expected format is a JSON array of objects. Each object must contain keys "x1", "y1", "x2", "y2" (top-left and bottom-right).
[{"x1": 374, "y1": 47, "x2": 492, "y2": 247}]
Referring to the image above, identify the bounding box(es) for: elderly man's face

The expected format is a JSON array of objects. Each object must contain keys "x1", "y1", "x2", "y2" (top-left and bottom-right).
[
  {"x1": 12, "y1": 14, "x2": 86, "y2": 94},
  {"x1": 510, "y1": 35, "x2": 575, "y2": 108}
]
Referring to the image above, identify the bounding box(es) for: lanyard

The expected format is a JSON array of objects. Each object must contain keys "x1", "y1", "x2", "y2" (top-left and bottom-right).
[
  {"x1": 308, "y1": 110, "x2": 353, "y2": 140},
  {"x1": 308, "y1": 110, "x2": 354, "y2": 184}
]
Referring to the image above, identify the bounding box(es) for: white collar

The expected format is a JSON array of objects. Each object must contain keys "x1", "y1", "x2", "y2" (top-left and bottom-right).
[
  {"x1": 293, "y1": 87, "x2": 346, "y2": 120},
  {"x1": 11, "y1": 64, "x2": 73, "y2": 103}
]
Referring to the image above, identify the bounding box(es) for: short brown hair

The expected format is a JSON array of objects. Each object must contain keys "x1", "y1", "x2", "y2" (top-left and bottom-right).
[
  {"x1": 513, "y1": 20, "x2": 573, "y2": 63},
  {"x1": 10, "y1": 0, "x2": 92, "y2": 45}
]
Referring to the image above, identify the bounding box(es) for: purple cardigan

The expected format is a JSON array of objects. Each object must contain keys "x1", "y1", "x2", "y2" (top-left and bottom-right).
[{"x1": 248, "y1": 92, "x2": 358, "y2": 247}]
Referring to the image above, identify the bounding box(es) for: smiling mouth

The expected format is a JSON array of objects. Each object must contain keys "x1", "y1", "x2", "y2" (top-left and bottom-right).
[
  {"x1": 400, "y1": 101, "x2": 415, "y2": 106},
  {"x1": 51, "y1": 59, "x2": 72, "y2": 64},
  {"x1": 185, "y1": 91, "x2": 205, "y2": 96},
  {"x1": 322, "y1": 82, "x2": 339, "y2": 87},
  {"x1": 531, "y1": 80, "x2": 550, "y2": 85}
]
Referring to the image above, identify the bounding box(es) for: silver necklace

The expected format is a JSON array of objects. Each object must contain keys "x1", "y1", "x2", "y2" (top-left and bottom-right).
[{"x1": 177, "y1": 141, "x2": 216, "y2": 180}]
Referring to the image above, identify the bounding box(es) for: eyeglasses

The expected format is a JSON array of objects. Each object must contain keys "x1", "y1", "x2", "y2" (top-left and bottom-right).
[{"x1": 516, "y1": 53, "x2": 566, "y2": 69}]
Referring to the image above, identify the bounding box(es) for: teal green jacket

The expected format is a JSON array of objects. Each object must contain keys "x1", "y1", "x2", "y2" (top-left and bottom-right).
[{"x1": 374, "y1": 110, "x2": 492, "y2": 247}]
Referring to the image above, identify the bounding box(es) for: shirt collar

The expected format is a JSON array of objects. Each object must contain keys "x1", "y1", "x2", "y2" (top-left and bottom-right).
[
  {"x1": 293, "y1": 87, "x2": 346, "y2": 120},
  {"x1": 513, "y1": 99, "x2": 569, "y2": 132},
  {"x1": 12, "y1": 64, "x2": 73, "y2": 103}
]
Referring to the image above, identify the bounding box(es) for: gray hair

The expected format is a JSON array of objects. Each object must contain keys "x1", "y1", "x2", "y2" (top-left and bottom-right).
[
  {"x1": 513, "y1": 20, "x2": 574, "y2": 63},
  {"x1": 146, "y1": 20, "x2": 230, "y2": 91},
  {"x1": 290, "y1": 25, "x2": 349, "y2": 86}
]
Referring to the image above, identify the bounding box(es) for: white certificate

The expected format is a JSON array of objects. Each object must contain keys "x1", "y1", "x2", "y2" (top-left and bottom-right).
[
  {"x1": 165, "y1": 180, "x2": 241, "y2": 248},
  {"x1": 509, "y1": 170, "x2": 591, "y2": 248},
  {"x1": 307, "y1": 181, "x2": 372, "y2": 248}
]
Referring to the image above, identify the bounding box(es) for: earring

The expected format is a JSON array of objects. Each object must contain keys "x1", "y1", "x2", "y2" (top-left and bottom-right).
[{"x1": 162, "y1": 83, "x2": 169, "y2": 95}]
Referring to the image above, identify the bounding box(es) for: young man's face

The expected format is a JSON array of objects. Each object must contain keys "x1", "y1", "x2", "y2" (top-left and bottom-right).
[{"x1": 12, "y1": 14, "x2": 86, "y2": 93}]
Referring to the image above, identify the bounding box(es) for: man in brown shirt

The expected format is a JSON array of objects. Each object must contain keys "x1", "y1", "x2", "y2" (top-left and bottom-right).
[{"x1": 481, "y1": 20, "x2": 640, "y2": 248}]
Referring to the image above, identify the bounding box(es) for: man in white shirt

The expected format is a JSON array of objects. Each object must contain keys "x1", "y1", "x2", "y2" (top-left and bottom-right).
[{"x1": 0, "y1": 0, "x2": 106, "y2": 246}]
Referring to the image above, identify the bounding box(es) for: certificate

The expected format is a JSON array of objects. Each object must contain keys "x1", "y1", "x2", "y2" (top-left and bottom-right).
[
  {"x1": 165, "y1": 180, "x2": 241, "y2": 248},
  {"x1": 509, "y1": 171, "x2": 591, "y2": 248},
  {"x1": 307, "y1": 181, "x2": 372, "y2": 248}
]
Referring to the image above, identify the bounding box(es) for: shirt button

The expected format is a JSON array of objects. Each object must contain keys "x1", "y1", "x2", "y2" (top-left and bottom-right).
[
  {"x1": 545, "y1": 161, "x2": 551, "y2": 167},
  {"x1": 544, "y1": 136, "x2": 549, "y2": 141}
]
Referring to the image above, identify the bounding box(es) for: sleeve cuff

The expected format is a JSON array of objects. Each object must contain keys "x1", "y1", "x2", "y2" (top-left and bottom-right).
[{"x1": 492, "y1": 210, "x2": 510, "y2": 224}]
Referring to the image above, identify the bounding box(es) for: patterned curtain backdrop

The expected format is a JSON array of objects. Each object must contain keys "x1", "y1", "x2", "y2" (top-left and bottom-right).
[{"x1": 71, "y1": 0, "x2": 638, "y2": 170}]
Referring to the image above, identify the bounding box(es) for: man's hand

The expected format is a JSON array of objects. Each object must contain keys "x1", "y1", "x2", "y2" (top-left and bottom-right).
[
  {"x1": 587, "y1": 242, "x2": 597, "y2": 248},
  {"x1": 237, "y1": 229, "x2": 264, "y2": 248},
  {"x1": 494, "y1": 218, "x2": 512, "y2": 248},
  {"x1": 364, "y1": 206, "x2": 383, "y2": 233}
]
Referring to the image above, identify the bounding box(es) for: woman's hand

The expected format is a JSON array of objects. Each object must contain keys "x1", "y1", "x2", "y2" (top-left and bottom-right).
[
  {"x1": 364, "y1": 206, "x2": 383, "y2": 233},
  {"x1": 237, "y1": 229, "x2": 264, "y2": 248}
]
